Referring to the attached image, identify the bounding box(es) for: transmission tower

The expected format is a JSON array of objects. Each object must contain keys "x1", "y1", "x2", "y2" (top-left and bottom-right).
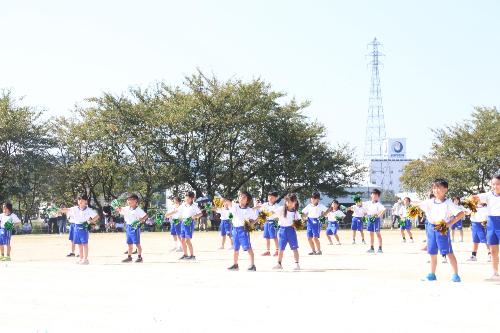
[{"x1": 364, "y1": 38, "x2": 386, "y2": 160}]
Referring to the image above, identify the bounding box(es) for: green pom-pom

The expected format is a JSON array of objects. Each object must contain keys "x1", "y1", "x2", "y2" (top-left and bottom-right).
[
  {"x1": 352, "y1": 195, "x2": 361, "y2": 203},
  {"x1": 111, "y1": 199, "x2": 124, "y2": 209},
  {"x1": 183, "y1": 217, "x2": 193, "y2": 226},
  {"x1": 4, "y1": 219, "x2": 14, "y2": 231}
]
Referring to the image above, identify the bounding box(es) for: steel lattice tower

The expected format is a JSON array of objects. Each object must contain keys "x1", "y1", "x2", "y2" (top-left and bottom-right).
[{"x1": 364, "y1": 38, "x2": 386, "y2": 160}]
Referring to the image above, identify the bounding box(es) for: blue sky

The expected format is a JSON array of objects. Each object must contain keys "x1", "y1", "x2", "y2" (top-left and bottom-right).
[{"x1": 2, "y1": 0, "x2": 499, "y2": 159}]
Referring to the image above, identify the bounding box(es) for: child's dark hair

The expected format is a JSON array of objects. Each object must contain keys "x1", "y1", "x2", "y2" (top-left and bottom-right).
[
  {"x1": 2, "y1": 202, "x2": 13, "y2": 212},
  {"x1": 284, "y1": 193, "x2": 299, "y2": 218},
  {"x1": 268, "y1": 190, "x2": 279, "y2": 198},
  {"x1": 77, "y1": 193, "x2": 88, "y2": 201},
  {"x1": 172, "y1": 196, "x2": 181, "y2": 204},
  {"x1": 452, "y1": 196, "x2": 461, "y2": 204},
  {"x1": 330, "y1": 199, "x2": 340, "y2": 207},
  {"x1": 371, "y1": 189, "x2": 381, "y2": 196},
  {"x1": 311, "y1": 192, "x2": 321, "y2": 199},
  {"x1": 404, "y1": 197, "x2": 411, "y2": 203},
  {"x1": 185, "y1": 191, "x2": 195, "y2": 199},
  {"x1": 240, "y1": 191, "x2": 252, "y2": 207},
  {"x1": 494, "y1": 174, "x2": 500, "y2": 181},
  {"x1": 432, "y1": 178, "x2": 449, "y2": 189},
  {"x1": 429, "y1": 193, "x2": 435, "y2": 199},
  {"x1": 127, "y1": 193, "x2": 139, "y2": 201}
]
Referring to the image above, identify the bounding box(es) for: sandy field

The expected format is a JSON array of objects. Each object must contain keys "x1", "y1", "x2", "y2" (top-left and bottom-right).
[{"x1": 1, "y1": 228, "x2": 499, "y2": 333}]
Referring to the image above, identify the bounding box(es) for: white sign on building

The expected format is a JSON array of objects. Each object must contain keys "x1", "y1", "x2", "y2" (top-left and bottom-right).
[{"x1": 384, "y1": 138, "x2": 407, "y2": 159}]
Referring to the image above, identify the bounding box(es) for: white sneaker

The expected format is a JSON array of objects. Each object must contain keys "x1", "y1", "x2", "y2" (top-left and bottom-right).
[
  {"x1": 328, "y1": 242, "x2": 334, "y2": 246},
  {"x1": 467, "y1": 256, "x2": 477, "y2": 262},
  {"x1": 294, "y1": 263, "x2": 301, "y2": 271},
  {"x1": 336, "y1": 242, "x2": 341, "y2": 245},
  {"x1": 352, "y1": 241, "x2": 356, "y2": 245},
  {"x1": 176, "y1": 247, "x2": 183, "y2": 252},
  {"x1": 218, "y1": 246, "x2": 224, "y2": 250},
  {"x1": 80, "y1": 259, "x2": 89, "y2": 265},
  {"x1": 488, "y1": 255, "x2": 492, "y2": 262},
  {"x1": 272, "y1": 264, "x2": 283, "y2": 270},
  {"x1": 485, "y1": 274, "x2": 500, "y2": 281}
]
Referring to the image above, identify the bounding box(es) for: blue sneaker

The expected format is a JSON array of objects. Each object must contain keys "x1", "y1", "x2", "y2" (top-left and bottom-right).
[
  {"x1": 451, "y1": 274, "x2": 461, "y2": 282},
  {"x1": 422, "y1": 273, "x2": 437, "y2": 281}
]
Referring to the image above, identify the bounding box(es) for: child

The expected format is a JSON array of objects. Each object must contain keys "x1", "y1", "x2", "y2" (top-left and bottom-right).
[
  {"x1": 349, "y1": 198, "x2": 366, "y2": 245},
  {"x1": 168, "y1": 197, "x2": 183, "y2": 252},
  {"x1": 451, "y1": 197, "x2": 464, "y2": 242},
  {"x1": 324, "y1": 200, "x2": 345, "y2": 245},
  {"x1": 117, "y1": 194, "x2": 148, "y2": 263},
  {"x1": 362, "y1": 189, "x2": 386, "y2": 253},
  {"x1": 475, "y1": 174, "x2": 500, "y2": 280},
  {"x1": 227, "y1": 191, "x2": 257, "y2": 271},
  {"x1": 467, "y1": 203, "x2": 490, "y2": 262},
  {"x1": 217, "y1": 197, "x2": 233, "y2": 250},
  {"x1": 418, "y1": 179, "x2": 465, "y2": 282},
  {"x1": 260, "y1": 191, "x2": 281, "y2": 256},
  {"x1": 165, "y1": 191, "x2": 202, "y2": 260},
  {"x1": 301, "y1": 192, "x2": 328, "y2": 255},
  {"x1": 271, "y1": 193, "x2": 301, "y2": 270},
  {"x1": 398, "y1": 197, "x2": 414, "y2": 243},
  {"x1": 0, "y1": 202, "x2": 22, "y2": 261},
  {"x1": 60, "y1": 194, "x2": 99, "y2": 265}
]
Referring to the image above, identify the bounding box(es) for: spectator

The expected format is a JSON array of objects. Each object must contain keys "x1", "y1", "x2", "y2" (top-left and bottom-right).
[
  {"x1": 391, "y1": 198, "x2": 402, "y2": 229},
  {"x1": 198, "y1": 209, "x2": 208, "y2": 231},
  {"x1": 47, "y1": 203, "x2": 59, "y2": 234},
  {"x1": 57, "y1": 205, "x2": 67, "y2": 234},
  {"x1": 22, "y1": 222, "x2": 32, "y2": 234}
]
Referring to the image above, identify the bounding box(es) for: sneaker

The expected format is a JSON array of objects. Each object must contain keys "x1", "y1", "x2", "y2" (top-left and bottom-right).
[
  {"x1": 132, "y1": 249, "x2": 138, "y2": 254},
  {"x1": 377, "y1": 248, "x2": 383, "y2": 253},
  {"x1": 294, "y1": 263, "x2": 301, "y2": 271},
  {"x1": 402, "y1": 239, "x2": 406, "y2": 243},
  {"x1": 467, "y1": 256, "x2": 477, "y2": 262},
  {"x1": 367, "y1": 248, "x2": 375, "y2": 253},
  {"x1": 422, "y1": 273, "x2": 437, "y2": 281},
  {"x1": 272, "y1": 264, "x2": 283, "y2": 270},
  {"x1": 218, "y1": 246, "x2": 224, "y2": 250},
  {"x1": 362, "y1": 240, "x2": 366, "y2": 244},
  {"x1": 451, "y1": 274, "x2": 461, "y2": 282},
  {"x1": 66, "y1": 253, "x2": 75, "y2": 257},
  {"x1": 187, "y1": 255, "x2": 196, "y2": 260},
  {"x1": 178, "y1": 255, "x2": 188, "y2": 260},
  {"x1": 410, "y1": 239, "x2": 414, "y2": 243},
  {"x1": 308, "y1": 251, "x2": 316, "y2": 255},
  {"x1": 261, "y1": 251, "x2": 271, "y2": 256},
  {"x1": 80, "y1": 259, "x2": 89, "y2": 265},
  {"x1": 352, "y1": 240, "x2": 356, "y2": 245},
  {"x1": 316, "y1": 250, "x2": 322, "y2": 255},
  {"x1": 176, "y1": 247, "x2": 183, "y2": 252},
  {"x1": 2, "y1": 256, "x2": 11, "y2": 261},
  {"x1": 135, "y1": 257, "x2": 143, "y2": 263},
  {"x1": 336, "y1": 242, "x2": 341, "y2": 245},
  {"x1": 485, "y1": 273, "x2": 500, "y2": 281},
  {"x1": 328, "y1": 242, "x2": 334, "y2": 245},
  {"x1": 247, "y1": 265, "x2": 257, "y2": 272},
  {"x1": 273, "y1": 250, "x2": 279, "y2": 257},
  {"x1": 123, "y1": 250, "x2": 128, "y2": 255},
  {"x1": 122, "y1": 256, "x2": 133, "y2": 263},
  {"x1": 227, "y1": 264, "x2": 239, "y2": 271}
]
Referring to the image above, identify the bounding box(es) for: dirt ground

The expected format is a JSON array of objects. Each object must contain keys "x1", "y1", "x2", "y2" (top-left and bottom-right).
[{"x1": 1, "y1": 228, "x2": 499, "y2": 333}]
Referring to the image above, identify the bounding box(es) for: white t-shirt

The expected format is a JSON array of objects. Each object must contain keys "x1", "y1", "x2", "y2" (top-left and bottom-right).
[
  {"x1": 217, "y1": 208, "x2": 232, "y2": 221},
  {"x1": 259, "y1": 202, "x2": 281, "y2": 220},
  {"x1": 362, "y1": 201, "x2": 386, "y2": 216},
  {"x1": 229, "y1": 205, "x2": 257, "y2": 228},
  {"x1": 0, "y1": 213, "x2": 21, "y2": 228},
  {"x1": 478, "y1": 192, "x2": 500, "y2": 216},
  {"x1": 167, "y1": 205, "x2": 181, "y2": 220},
  {"x1": 273, "y1": 207, "x2": 300, "y2": 227},
  {"x1": 351, "y1": 205, "x2": 367, "y2": 218},
  {"x1": 470, "y1": 206, "x2": 488, "y2": 223},
  {"x1": 302, "y1": 203, "x2": 327, "y2": 219},
  {"x1": 67, "y1": 206, "x2": 98, "y2": 225},
  {"x1": 179, "y1": 203, "x2": 201, "y2": 220},
  {"x1": 120, "y1": 206, "x2": 147, "y2": 225},
  {"x1": 398, "y1": 205, "x2": 409, "y2": 218},
  {"x1": 418, "y1": 198, "x2": 463, "y2": 224},
  {"x1": 327, "y1": 210, "x2": 346, "y2": 222}
]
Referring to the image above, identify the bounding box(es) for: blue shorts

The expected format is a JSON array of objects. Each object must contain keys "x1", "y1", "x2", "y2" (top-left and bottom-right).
[
  {"x1": 426, "y1": 225, "x2": 453, "y2": 255},
  {"x1": 486, "y1": 216, "x2": 500, "y2": 246},
  {"x1": 170, "y1": 221, "x2": 181, "y2": 236},
  {"x1": 400, "y1": 219, "x2": 412, "y2": 230},
  {"x1": 126, "y1": 224, "x2": 141, "y2": 244},
  {"x1": 471, "y1": 222, "x2": 487, "y2": 244},
  {"x1": 233, "y1": 226, "x2": 251, "y2": 251},
  {"x1": 306, "y1": 218, "x2": 321, "y2": 238},
  {"x1": 351, "y1": 217, "x2": 363, "y2": 231},
  {"x1": 180, "y1": 220, "x2": 194, "y2": 239},
  {"x1": 68, "y1": 223, "x2": 76, "y2": 242},
  {"x1": 367, "y1": 217, "x2": 381, "y2": 232},
  {"x1": 0, "y1": 228, "x2": 12, "y2": 246},
  {"x1": 278, "y1": 226, "x2": 299, "y2": 250},
  {"x1": 326, "y1": 221, "x2": 339, "y2": 235},
  {"x1": 220, "y1": 220, "x2": 232, "y2": 236},
  {"x1": 73, "y1": 225, "x2": 89, "y2": 245},
  {"x1": 263, "y1": 220, "x2": 278, "y2": 239},
  {"x1": 451, "y1": 219, "x2": 463, "y2": 230}
]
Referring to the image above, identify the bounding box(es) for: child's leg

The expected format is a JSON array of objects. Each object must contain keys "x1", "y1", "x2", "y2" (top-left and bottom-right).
[
  {"x1": 277, "y1": 250, "x2": 284, "y2": 263},
  {"x1": 266, "y1": 238, "x2": 271, "y2": 251},
  {"x1": 400, "y1": 229, "x2": 405, "y2": 239},
  {"x1": 307, "y1": 237, "x2": 316, "y2": 252},
  {"x1": 313, "y1": 237, "x2": 321, "y2": 252},
  {"x1": 181, "y1": 237, "x2": 188, "y2": 255},
  {"x1": 334, "y1": 234, "x2": 340, "y2": 243},
  {"x1": 83, "y1": 244, "x2": 89, "y2": 260},
  {"x1": 78, "y1": 244, "x2": 84, "y2": 259},
  {"x1": 127, "y1": 243, "x2": 133, "y2": 256},
  {"x1": 369, "y1": 231, "x2": 375, "y2": 247},
  {"x1": 459, "y1": 229, "x2": 464, "y2": 241},
  {"x1": 451, "y1": 229, "x2": 455, "y2": 241},
  {"x1": 293, "y1": 249, "x2": 299, "y2": 263},
  {"x1": 352, "y1": 230, "x2": 356, "y2": 241},
  {"x1": 430, "y1": 255, "x2": 437, "y2": 273},
  {"x1": 407, "y1": 229, "x2": 413, "y2": 239},
  {"x1": 376, "y1": 231, "x2": 382, "y2": 247},
  {"x1": 447, "y1": 253, "x2": 459, "y2": 275},
  {"x1": 327, "y1": 235, "x2": 333, "y2": 243},
  {"x1": 136, "y1": 243, "x2": 142, "y2": 256},
  {"x1": 233, "y1": 250, "x2": 239, "y2": 265},
  {"x1": 0, "y1": 245, "x2": 4, "y2": 256},
  {"x1": 6, "y1": 245, "x2": 11, "y2": 257},
  {"x1": 221, "y1": 235, "x2": 226, "y2": 247},
  {"x1": 248, "y1": 248, "x2": 255, "y2": 266},
  {"x1": 273, "y1": 238, "x2": 279, "y2": 251},
  {"x1": 491, "y1": 245, "x2": 499, "y2": 274},
  {"x1": 360, "y1": 230, "x2": 365, "y2": 241},
  {"x1": 472, "y1": 242, "x2": 479, "y2": 253},
  {"x1": 186, "y1": 239, "x2": 193, "y2": 256},
  {"x1": 71, "y1": 242, "x2": 76, "y2": 254},
  {"x1": 229, "y1": 235, "x2": 233, "y2": 246}
]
